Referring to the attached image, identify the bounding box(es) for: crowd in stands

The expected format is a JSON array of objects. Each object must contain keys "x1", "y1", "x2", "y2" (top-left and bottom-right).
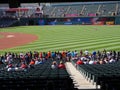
[
  {"x1": 74, "y1": 49, "x2": 119, "y2": 66},
  {"x1": 0, "y1": 51, "x2": 67, "y2": 72},
  {"x1": 0, "y1": 49, "x2": 119, "y2": 72}
]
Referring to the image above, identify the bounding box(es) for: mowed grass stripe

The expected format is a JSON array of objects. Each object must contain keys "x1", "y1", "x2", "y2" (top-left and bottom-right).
[
  {"x1": 8, "y1": 37, "x2": 120, "y2": 50},
  {"x1": 39, "y1": 29, "x2": 120, "y2": 38},
  {"x1": 63, "y1": 45, "x2": 120, "y2": 53},
  {"x1": 5, "y1": 45, "x2": 120, "y2": 53},
  {"x1": 29, "y1": 34, "x2": 120, "y2": 45},
  {"x1": 13, "y1": 40, "x2": 120, "y2": 51},
  {"x1": 12, "y1": 34, "x2": 120, "y2": 48},
  {"x1": 35, "y1": 35, "x2": 120, "y2": 45},
  {"x1": 41, "y1": 31, "x2": 119, "y2": 39},
  {"x1": 13, "y1": 36, "x2": 120, "y2": 50},
  {"x1": 42, "y1": 42, "x2": 120, "y2": 52},
  {"x1": 87, "y1": 45, "x2": 120, "y2": 51}
]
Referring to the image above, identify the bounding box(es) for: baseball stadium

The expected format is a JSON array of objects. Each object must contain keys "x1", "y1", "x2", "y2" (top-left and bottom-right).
[{"x1": 0, "y1": 1, "x2": 120, "y2": 90}]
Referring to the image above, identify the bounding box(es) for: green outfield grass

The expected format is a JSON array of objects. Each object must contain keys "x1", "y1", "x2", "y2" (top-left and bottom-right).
[{"x1": 0, "y1": 25, "x2": 120, "y2": 54}]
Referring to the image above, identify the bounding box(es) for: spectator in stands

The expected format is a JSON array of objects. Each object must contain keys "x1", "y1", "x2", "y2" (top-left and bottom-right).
[
  {"x1": 47, "y1": 51, "x2": 51, "y2": 58},
  {"x1": 83, "y1": 59, "x2": 89, "y2": 64},
  {"x1": 26, "y1": 51, "x2": 32, "y2": 60},
  {"x1": 99, "y1": 59, "x2": 105, "y2": 64},
  {"x1": 28, "y1": 58, "x2": 35, "y2": 69},
  {"x1": 5, "y1": 53, "x2": 12, "y2": 64},
  {"x1": 29, "y1": 59, "x2": 35, "y2": 65},
  {"x1": 6, "y1": 62, "x2": 14, "y2": 71},
  {"x1": 74, "y1": 50, "x2": 78, "y2": 58},
  {"x1": 56, "y1": 51, "x2": 61, "y2": 60},
  {"x1": 19, "y1": 62, "x2": 28, "y2": 71},
  {"x1": 62, "y1": 50, "x2": 66, "y2": 60},
  {"x1": 76, "y1": 59, "x2": 84, "y2": 65},
  {"x1": 24, "y1": 53, "x2": 30, "y2": 65},
  {"x1": 35, "y1": 58, "x2": 40, "y2": 65},
  {"x1": 84, "y1": 49, "x2": 89, "y2": 55},
  {"x1": 71, "y1": 51, "x2": 75, "y2": 58},
  {"x1": 0, "y1": 54, "x2": 4, "y2": 64},
  {"x1": 117, "y1": 52, "x2": 120, "y2": 61},
  {"x1": 75, "y1": 59, "x2": 84, "y2": 69},
  {"x1": 19, "y1": 52, "x2": 24, "y2": 60},
  {"x1": 92, "y1": 50, "x2": 97, "y2": 56},
  {"x1": 0, "y1": 50, "x2": 119, "y2": 72},
  {"x1": 109, "y1": 57, "x2": 116, "y2": 63},
  {"x1": 103, "y1": 57, "x2": 109, "y2": 64},
  {"x1": 39, "y1": 52, "x2": 43, "y2": 58},
  {"x1": 66, "y1": 51, "x2": 71, "y2": 61},
  {"x1": 80, "y1": 50, "x2": 83, "y2": 56},
  {"x1": 51, "y1": 61, "x2": 58, "y2": 69},
  {"x1": 51, "y1": 52, "x2": 56, "y2": 60},
  {"x1": 33, "y1": 51, "x2": 39, "y2": 58},
  {"x1": 58, "y1": 61, "x2": 66, "y2": 69},
  {"x1": 88, "y1": 59, "x2": 95, "y2": 64},
  {"x1": 35, "y1": 58, "x2": 44, "y2": 65}
]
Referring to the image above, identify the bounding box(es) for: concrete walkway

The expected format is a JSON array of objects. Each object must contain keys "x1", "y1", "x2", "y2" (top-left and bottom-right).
[{"x1": 65, "y1": 62, "x2": 100, "y2": 90}]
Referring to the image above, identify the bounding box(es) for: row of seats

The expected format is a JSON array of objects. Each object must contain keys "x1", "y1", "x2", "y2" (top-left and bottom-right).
[
  {"x1": 71, "y1": 60, "x2": 120, "y2": 90},
  {"x1": 0, "y1": 17, "x2": 18, "y2": 28},
  {"x1": 0, "y1": 59, "x2": 77, "y2": 90}
]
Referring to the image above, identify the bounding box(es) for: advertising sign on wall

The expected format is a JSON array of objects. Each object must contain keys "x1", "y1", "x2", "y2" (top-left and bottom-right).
[{"x1": 35, "y1": 17, "x2": 115, "y2": 25}]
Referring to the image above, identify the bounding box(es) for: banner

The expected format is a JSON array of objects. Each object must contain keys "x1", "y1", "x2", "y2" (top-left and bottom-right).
[
  {"x1": 65, "y1": 14, "x2": 79, "y2": 17},
  {"x1": 38, "y1": 19, "x2": 45, "y2": 25},
  {"x1": 88, "y1": 13, "x2": 96, "y2": 16},
  {"x1": 106, "y1": 21, "x2": 114, "y2": 25},
  {"x1": 91, "y1": 17, "x2": 105, "y2": 25},
  {"x1": 37, "y1": 17, "x2": 115, "y2": 25}
]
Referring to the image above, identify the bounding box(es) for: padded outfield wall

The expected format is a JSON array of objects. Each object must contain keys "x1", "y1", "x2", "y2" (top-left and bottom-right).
[{"x1": 19, "y1": 16, "x2": 120, "y2": 26}]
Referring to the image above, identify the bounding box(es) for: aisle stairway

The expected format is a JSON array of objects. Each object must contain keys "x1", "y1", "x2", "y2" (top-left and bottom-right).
[{"x1": 65, "y1": 62, "x2": 100, "y2": 90}]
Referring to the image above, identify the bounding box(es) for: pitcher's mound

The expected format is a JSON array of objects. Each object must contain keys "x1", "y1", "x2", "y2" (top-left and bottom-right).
[{"x1": 6, "y1": 35, "x2": 15, "y2": 38}]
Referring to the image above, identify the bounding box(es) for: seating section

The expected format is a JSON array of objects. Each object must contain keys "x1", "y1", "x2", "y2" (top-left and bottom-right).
[
  {"x1": 53, "y1": 6, "x2": 68, "y2": 17},
  {"x1": 0, "y1": 4, "x2": 9, "y2": 17},
  {"x1": 0, "y1": 2, "x2": 119, "y2": 18},
  {"x1": 99, "y1": 3, "x2": 116, "y2": 16},
  {"x1": 71, "y1": 60, "x2": 120, "y2": 90},
  {"x1": 0, "y1": 17, "x2": 18, "y2": 28},
  {"x1": 117, "y1": 3, "x2": 120, "y2": 15},
  {"x1": 42, "y1": 2, "x2": 120, "y2": 17},
  {"x1": 0, "y1": 10, "x2": 4, "y2": 16},
  {"x1": 43, "y1": 6, "x2": 55, "y2": 17},
  {"x1": 82, "y1": 4, "x2": 98, "y2": 16},
  {"x1": 68, "y1": 5, "x2": 83, "y2": 14},
  {"x1": 20, "y1": 3, "x2": 39, "y2": 17},
  {"x1": 0, "y1": 59, "x2": 76, "y2": 90}
]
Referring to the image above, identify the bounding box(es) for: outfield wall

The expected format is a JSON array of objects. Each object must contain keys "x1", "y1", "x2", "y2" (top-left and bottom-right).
[{"x1": 19, "y1": 16, "x2": 120, "y2": 26}]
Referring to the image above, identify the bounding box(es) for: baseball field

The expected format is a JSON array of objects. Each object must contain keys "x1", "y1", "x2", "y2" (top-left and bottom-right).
[{"x1": 0, "y1": 25, "x2": 120, "y2": 54}]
